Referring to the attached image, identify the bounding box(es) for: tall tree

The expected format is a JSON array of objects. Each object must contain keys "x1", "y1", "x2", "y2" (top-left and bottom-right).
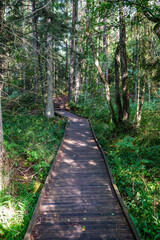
[
  {"x1": 119, "y1": 4, "x2": 129, "y2": 121},
  {"x1": 115, "y1": 45, "x2": 123, "y2": 122},
  {"x1": 68, "y1": 0, "x2": 78, "y2": 102},
  {"x1": 0, "y1": 2, "x2": 5, "y2": 191},
  {"x1": 32, "y1": 0, "x2": 38, "y2": 104},
  {"x1": 86, "y1": 3, "x2": 117, "y2": 124},
  {"x1": 45, "y1": 0, "x2": 55, "y2": 118},
  {"x1": 74, "y1": 0, "x2": 79, "y2": 102}
]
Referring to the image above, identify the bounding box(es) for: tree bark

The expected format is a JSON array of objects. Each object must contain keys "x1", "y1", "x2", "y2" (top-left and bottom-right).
[
  {"x1": 86, "y1": 33, "x2": 117, "y2": 124},
  {"x1": 0, "y1": 81, "x2": 4, "y2": 191},
  {"x1": 45, "y1": 0, "x2": 54, "y2": 118},
  {"x1": 68, "y1": 0, "x2": 78, "y2": 102},
  {"x1": 119, "y1": 5, "x2": 129, "y2": 121},
  {"x1": 22, "y1": 0, "x2": 26, "y2": 95},
  {"x1": 0, "y1": 1, "x2": 4, "y2": 191},
  {"x1": 74, "y1": 0, "x2": 79, "y2": 102},
  {"x1": 32, "y1": 0, "x2": 38, "y2": 104},
  {"x1": 115, "y1": 45, "x2": 123, "y2": 122},
  {"x1": 80, "y1": 0, "x2": 84, "y2": 92},
  {"x1": 137, "y1": 79, "x2": 146, "y2": 127},
  {"x1": 85, "y1": 3, "x2": 117, "y2": 124}
]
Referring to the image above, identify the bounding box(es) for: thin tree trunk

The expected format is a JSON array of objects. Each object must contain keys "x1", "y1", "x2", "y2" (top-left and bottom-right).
[
  {"x1": 80, "y1": 0, "x2": 84, "y2": 92},
  {"x1": 85, "y1": 4, "x2": 116, "y2": 124},
  {"x1": 148, "y1": 77, "x2": 151, "y2": 104},
  {"x1": 38, "y1": 53, "x2": 45, "y2": 108},
  {"x1": 0, "y1": 2, "x2": 4, "y2": 191},
  {"x1": 137, "y1": 80, "x2": 146, "y2": 127},
  {"x1": 66, "y1": 0, "x2": 69, "y2": 97},
  {"x1": 22, "y1": 0, "x2": 26, "y2": 95},
  {"x1": 74, "y1": 0, "x2": 79, "y2": 102},
  {"x1": 115, "y1": 45, "x2": 123, "y2": 122},
  {"x1": 119, "y1": 5, "x2": 129, "y2": 121},
  {"x1": 86, "y1": 33, "x2": 117, "y2": 124},
  {"x1": 45, "y1": 0, "x2": 54, "y2": 118},
  {"x1": 136, "y1": 23, "x2": 140, "y2": 125},
  {"x1": 32, "y1": 0, "x2": 38, "y2": 104},
  {"x1": 68, "y1": 0, "x2": 77, "y2": 102},
  {"x1": 0, "y1": 81, "x2": 4, "y2": 191}
]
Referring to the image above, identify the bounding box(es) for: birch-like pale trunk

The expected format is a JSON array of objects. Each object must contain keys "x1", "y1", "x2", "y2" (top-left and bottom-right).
[{"x1": 45, "y1": 0, "x2": 54, "y2": 118}]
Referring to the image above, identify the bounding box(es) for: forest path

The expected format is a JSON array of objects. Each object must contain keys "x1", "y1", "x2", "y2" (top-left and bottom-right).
[{"x1": 25, "y1": 111, "x2": 139, "y2": 240}]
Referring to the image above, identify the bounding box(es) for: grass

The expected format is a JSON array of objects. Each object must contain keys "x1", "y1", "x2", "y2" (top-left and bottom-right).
[
  {"x1": 0, "y1": 96, "x2": 66, "y2": 239},
  {"x1": 70, "y1": 95, "x2": 160, "y2": 240}
]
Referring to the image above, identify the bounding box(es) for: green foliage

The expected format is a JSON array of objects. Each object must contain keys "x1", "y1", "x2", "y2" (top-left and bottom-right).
[
  {"x1": 1, "y1": 109, "x2": 66, "y2": 239},
  {"x1": 70, "y1": 95, "x2": 160, "y2": 240}
]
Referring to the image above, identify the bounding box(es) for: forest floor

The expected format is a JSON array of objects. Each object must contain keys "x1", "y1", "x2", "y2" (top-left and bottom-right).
[{"x1": 0, "y1": 95, "x2": 66, "y2": 240}]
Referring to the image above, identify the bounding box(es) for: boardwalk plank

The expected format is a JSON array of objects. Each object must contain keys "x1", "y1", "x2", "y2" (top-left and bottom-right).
[{"x1": 25, "y1": 111, "x2": 139, "y2": 240}]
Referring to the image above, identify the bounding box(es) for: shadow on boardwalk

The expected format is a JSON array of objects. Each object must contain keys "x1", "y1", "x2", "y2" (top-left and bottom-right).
[{"x1": 24, "y1": 111, "x2": 140, "y2": 240}]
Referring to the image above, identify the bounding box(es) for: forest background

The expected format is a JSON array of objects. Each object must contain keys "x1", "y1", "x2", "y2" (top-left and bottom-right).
[{"x1": 0, "y1": 0, "x2": 160, "y2": 239}]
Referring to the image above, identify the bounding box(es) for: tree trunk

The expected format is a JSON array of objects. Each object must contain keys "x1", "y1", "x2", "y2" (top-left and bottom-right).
[
  {"x1": 69, "y1": 0, "x2": 78, "y2": 102},
  {"x1": 66, "y1": 0, "x2": 69, "y2": 98},
  {"x1": 80, "y1": 0, "x2": 84, "y2": 92},
  {"x1": 85, "y1": 3, "x2": 116, "y2": 124},
  {"x1": 148, "y1": 77, "x2": 151, "y2": 104},
  {"x1": 115, "y1": 45, "x2": 123, "y2": 122},
  {"x1": 86, "y1": 33, "x2": 117, "y2": 124},
  {"x1": 137, "y1": 79, "x2": 146, "y2": 127},
  {"x1": 74, "y1": 0, "x2": 79, "y2": 102},
  {"x1": 119, "y1": 5, "x2": 129, "y2": 121},
  {"x1": 45, "y1": 0, "x2": 54, "y2": 118},
  {"x1": 0, "y1": 1, "x2": 4, "y2": 191},
  {"x1": 0, "y1": 81, "x2": 4, "y2": 191},
  {"x1": 22, "y1": 0, "x2": 26, "y2": 95},
  {"x1": 32, "y1": 0, "x2": 38, "y2": 104},
  {"x1": 38, "y1": 52, "x2": 45, "y2": 108}
]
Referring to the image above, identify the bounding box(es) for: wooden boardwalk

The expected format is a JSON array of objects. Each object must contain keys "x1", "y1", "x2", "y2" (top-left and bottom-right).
[{"x1": 25, "y1": 111, "x2": 140, "y2": 240}]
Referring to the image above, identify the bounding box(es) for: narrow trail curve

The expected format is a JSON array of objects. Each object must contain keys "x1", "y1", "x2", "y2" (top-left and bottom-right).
[{"x1": 27, "y1": 111, "x2": 139, "y2": 240}]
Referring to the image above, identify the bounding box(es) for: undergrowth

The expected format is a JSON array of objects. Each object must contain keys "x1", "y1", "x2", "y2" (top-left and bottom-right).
[
  {"x1": 0, "y1": 95, "x2": 66, "y2": 239},
  {"x1": 70, "y1": 95, "x2": 160, "y2": 240}
]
